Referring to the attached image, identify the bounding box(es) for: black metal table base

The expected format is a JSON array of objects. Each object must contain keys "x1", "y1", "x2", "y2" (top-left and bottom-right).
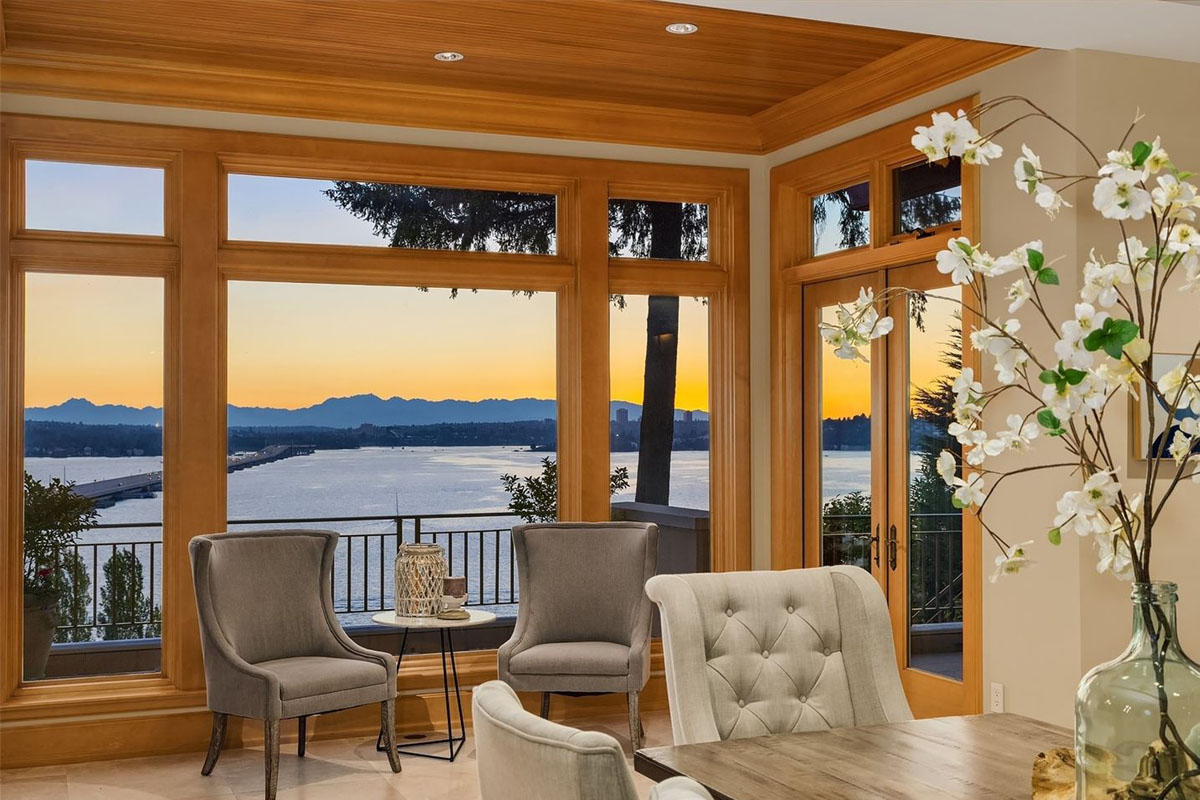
[{"x1": 376, "y1": 626, "x2": 467, "y2": 762}]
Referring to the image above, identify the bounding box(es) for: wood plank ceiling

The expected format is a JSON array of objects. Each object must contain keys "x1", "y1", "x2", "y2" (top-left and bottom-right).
[{"x1": 0, "y1": 0, "x2": 1031, "y2": 153}]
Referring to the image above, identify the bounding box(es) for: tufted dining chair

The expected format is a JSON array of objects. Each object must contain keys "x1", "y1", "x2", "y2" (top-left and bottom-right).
[
  {"x1": 472, "y1": 680, "x2": 712, "y2": 800},
  {"x1": 644, "y1": 566, "x2": 911, "y2": 745},
  {"x1": 189, "y1": 529, "x2": 402, "y2": 800},
  {"x1": 498, "y1": 522, "x2": 658, "y2": 750}
]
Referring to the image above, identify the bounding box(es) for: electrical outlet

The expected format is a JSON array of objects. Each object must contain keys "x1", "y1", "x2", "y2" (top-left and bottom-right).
[{"x1": 990, "y1": 682, "x2": 1005, "y2": 713}]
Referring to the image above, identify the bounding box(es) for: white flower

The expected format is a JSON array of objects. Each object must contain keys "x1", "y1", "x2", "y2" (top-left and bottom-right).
[
  {"x1": 1158, "y1": 363, "x2": 1192, "y2": 407},
  {"x1": 1125, "y1": 337, "x2": 1150, "y2": 365},
  {"x1": 994, "y1": 413, "x2": 1039, "y2": 453},
  {"x1": 954, "y1": 472, "x2": 986, "y2": 508},
  {"x1": 937, "y1": 238, "x2": 977, "y2": 284},
  {"x1": 1013, "y1": 145, "x2": 1044, "y2": 193},
  {"x1": 1152, "y1": 174, "x2": 1198, "y2": 221},
  {"x1": 1169, "y1": 430, "x2": 1194, "y2": 464},
  {"x1": 1081, "y1": 250, "x2": 1131, "y2": 309},
  {"x1": 819, "y1": 287, "x2": 894, "y2": 361},
  {"x1": 1035, "y1": 183, "x2": 1070, "y2": 218},
  {"x1": 936, "y1": 450, "x2": 958, "y2": 486},
  {"x1": 1054, "y1": 303, "x2": 1109, "y2": 370},
  {"x1": 1166, "y1": 224, "x2": 1199, "y2": 255},
  {"x1": 990, "y1": 540, "x2": 1034, "y2": 583},
  {"x1": 964, "y1": 138, "x2": 1003, "y2": 166},
  {"x1": 971, "y1": 319, "x2": 1027, "y2": 385},
  {"x1": 1079, "y1": 471, "x2": 1121, "y2": 515},
  {"x1": 1093, "y1": 167, "x2": 1153, "y2": 220},
  {"x1": 912, "y1": 110, "x2": 989, "y2": 162},
  {"x1": 1007, "y1": 278, "x2": 1032, "y2": 313},
  {"x1": 1096, "y1": 528, "x2": 1136, "y2": 581},
  {"x1": 1145, "y1": 137, "x2": 1170, "y2": 174}
]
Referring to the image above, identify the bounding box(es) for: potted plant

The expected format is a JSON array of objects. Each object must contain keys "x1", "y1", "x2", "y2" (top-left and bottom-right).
[
  {"x1": 23, "y1": 472, "x2": 97, "y2": 679},
  {"x1": 820, "y1": 99, "x2": 1200, "y2": 798}
]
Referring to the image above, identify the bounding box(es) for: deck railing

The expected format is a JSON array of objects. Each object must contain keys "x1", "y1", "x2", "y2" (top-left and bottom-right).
[
  {"x1": 47, "y1": 511, "x2": 520, "y2": 640},
  {"x1": 820, "y1": 511, "x2": 964, "y2": 625}
]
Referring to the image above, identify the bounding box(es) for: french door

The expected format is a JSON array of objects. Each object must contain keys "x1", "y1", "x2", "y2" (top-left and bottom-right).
[{"x1": 801, "y1": 262, "x2": 979, "y2": 717}]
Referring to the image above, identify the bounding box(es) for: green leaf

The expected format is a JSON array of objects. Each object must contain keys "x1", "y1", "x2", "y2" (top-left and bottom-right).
[
  {"x1": 1109, "y1": 319, "x2": 1139, "y2": 343},
  {"x1": 1179, "y1": 171, "x2": 1194, "y2": 181},
  {"x1": 1023, "y1": 160, "x2": 1038, "y2": 178},
  {"x1": 1063, "y1": 368, "x2": 1088, "y2": 386},
  {"x1": 1131, "y1": 140, "x2": 1152, "y2": 167},
  {"x1": 952, "y1": 496, "x2": 967, "y2": 509},
  {"x1": 1027, "y1": 248, "x2": 1044, "y2": 271},
  {"x1": 1048, "y1": 528, "x2": 1062, "y2": 546},
  {"x1": 955, "y1": 239, "x2": 975, "y2": 257},
  {"x1": 1037, "y1": 408, "x2": 1061, "y2": 430},
  {"x1": 1036, "y1": 267, "x2": 1059, "y2": 286},
  {"x1": 1039, "y1": 369, "x2": 1059, "y2": 385}
]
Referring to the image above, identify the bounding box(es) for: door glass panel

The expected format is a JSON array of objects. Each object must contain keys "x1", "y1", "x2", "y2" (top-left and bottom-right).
[
  {"x1": 811, "y1": 182, "x2": 869, "y2": 257},
  {"x1": 893, "y1": 158, "x2": 962, "y2": 236},
  {"x1": 818, "y1": 304, "x2": 873, "y2": 569},
  {"x1": 905, "y1": 286, "x2": 964, "y2": 679}
]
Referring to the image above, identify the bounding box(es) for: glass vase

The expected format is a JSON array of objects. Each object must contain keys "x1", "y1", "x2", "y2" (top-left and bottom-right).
[{"x1": 1075, "y1": 582, "x2": 1200, "y2": 799}]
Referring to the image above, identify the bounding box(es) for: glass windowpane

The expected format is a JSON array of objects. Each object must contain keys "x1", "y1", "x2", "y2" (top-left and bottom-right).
[
  {"x1": 893, "y1": 158, "x2": 962, "y2": 236},
  {"x1": 608, "y1": 200, "x2": 709, "y2": 261},
  {"x1": 25, "y1": 160, "x2": 164, "y2": 236},
  {"x1": 812, "y1": 182, "x2": 869, "y2": 257}
]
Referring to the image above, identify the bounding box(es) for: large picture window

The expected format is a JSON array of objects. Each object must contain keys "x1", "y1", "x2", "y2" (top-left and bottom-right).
[
  {"x1": 22, "y1": 272, "x2": 165, "y2": 680},
  {"x1": 226, "y1": 281, "x2": 557, "y2": 628}
]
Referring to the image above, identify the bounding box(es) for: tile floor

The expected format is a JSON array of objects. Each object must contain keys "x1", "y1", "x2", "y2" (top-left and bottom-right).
[{"x1": 0, "y1": 709, "x2": 674, "y2": 800}]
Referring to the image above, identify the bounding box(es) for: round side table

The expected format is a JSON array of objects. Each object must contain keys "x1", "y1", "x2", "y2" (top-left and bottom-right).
[{"x1": 371, "y1": 608, "x2": 497, "y2": 762}]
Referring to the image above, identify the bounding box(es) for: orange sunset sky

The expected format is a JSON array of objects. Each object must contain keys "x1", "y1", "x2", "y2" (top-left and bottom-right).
[{"x1": 23, "y1": 273, "x2": 711, "y2": 413}]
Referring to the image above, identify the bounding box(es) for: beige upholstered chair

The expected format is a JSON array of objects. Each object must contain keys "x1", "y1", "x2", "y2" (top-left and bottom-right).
[
  {"x1": 645, "y1": 566, "x2": 912, "y2": 745},
  {"x1": 472, "y1": 680, "x2": 712, "y2": 800},
  {"x1": 498, "y1": 522, "x2": 658, "y2": 750},
  {"x1": 189, "y1": 529, "x2": 402, "y2": 800}
]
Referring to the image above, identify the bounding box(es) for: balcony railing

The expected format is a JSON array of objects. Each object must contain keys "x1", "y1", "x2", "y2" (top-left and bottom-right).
[
  {"x1": 46, "y1": 511, "x2": 520, "y2": 640},
  {"x1": 820, "y1": 511, "x2": 964, "y2": 625}
]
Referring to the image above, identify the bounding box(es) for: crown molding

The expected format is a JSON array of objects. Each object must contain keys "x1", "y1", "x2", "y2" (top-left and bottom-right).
[{"x1": 753, "y1": 38, "x2": 1034, "y2": 152}]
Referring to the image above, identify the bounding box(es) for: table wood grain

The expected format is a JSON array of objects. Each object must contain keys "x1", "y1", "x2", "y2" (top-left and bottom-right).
[{"x1": 634, "y1": 713, "x2": 1072, "y2": 800}]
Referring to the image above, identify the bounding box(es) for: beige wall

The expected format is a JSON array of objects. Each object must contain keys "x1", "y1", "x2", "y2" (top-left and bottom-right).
[{"x1": 4, "y1": 46, "x2": 1198, "y2": 728}]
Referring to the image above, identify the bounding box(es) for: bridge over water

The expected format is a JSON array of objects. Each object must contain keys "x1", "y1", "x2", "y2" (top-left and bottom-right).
[{"x1": 73, "y1": 444, "x2": 314, "y2": 507}]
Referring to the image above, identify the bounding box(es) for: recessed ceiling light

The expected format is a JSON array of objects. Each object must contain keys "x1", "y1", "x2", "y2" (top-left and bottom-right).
[
  {"x1": 665, "y1": 22, "x2": 698, "y2": 35},
  {"x1": 434, "y1": 51, "x2": 464, "y2": 62}
]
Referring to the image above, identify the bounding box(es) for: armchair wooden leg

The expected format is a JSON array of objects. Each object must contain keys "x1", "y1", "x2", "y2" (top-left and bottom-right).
[
  {"x1": 201, "y1": 712, "x2": 228, "y2": 776},
  {"x1": 628, "y1": 691, "x2": 642, "y2": 752},
  {"x1": 380, "y1": 698, "x2": 402, "y2": 774},
  {"x1": 264, "y1": 719, "x2": 280, "y2": 800},
  {"x1": 297, "y1": 716, "x2": 307, "y2": 757},
  {"x1": 540, "y1": 692, "x2": 551, "y2": 719}
]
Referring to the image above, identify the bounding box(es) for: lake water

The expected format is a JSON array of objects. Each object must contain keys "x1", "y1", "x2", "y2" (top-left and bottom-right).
[{"x1": 24, "y1": 447, "x2": 874, "y2": 628}]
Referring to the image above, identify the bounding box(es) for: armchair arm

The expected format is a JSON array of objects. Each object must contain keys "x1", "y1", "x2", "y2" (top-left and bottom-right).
[{"x1": 320, "y1": 602, "x2": 398, "y2": 689}]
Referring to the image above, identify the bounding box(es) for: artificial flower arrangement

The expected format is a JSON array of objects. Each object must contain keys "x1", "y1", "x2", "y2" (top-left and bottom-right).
[{"x1": 819, "y1": 98, "x2": 1200, "y2": 798}]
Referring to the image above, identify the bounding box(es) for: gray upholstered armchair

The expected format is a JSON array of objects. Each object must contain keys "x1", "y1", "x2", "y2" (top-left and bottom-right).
[
  {"x1": 498, "y1": 522, "x2": 658, "y2": 750},
  {"x1": 645, "y1": 566, "x2": 912, "y2": 745},
  {"x1": 473, "y1": 680, "x2": 712, "y2": 800},
  {"x1": 189, "y1": 529, "x2": 402, "y2": 800}
]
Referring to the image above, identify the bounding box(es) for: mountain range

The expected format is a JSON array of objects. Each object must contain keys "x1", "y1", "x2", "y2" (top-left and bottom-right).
[{"x1": 25, "y1": 395, "x2": 709, "y2": 428}]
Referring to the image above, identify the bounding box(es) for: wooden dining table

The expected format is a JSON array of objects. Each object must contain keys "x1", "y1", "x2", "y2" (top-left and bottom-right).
[{"x1": 634, "y1": 713, "x2": 1073, "y2": 800}]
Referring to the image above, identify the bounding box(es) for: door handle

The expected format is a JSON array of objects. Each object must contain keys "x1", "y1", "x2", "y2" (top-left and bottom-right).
[
  {"x1": 870, "y1": 523, "x2": 881, "y2": 567},
  {"x1": 887, "y1": 524, "x2": 898, "y2": 571}
]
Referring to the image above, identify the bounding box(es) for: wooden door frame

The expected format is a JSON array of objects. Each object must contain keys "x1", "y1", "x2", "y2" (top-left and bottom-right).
[{"x1": 770, "y1": 98, "x2": 982, "y2": 715}]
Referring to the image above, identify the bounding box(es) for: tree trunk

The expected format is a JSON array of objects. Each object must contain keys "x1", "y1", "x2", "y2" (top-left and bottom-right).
[{"x1": 635, "y1": 202, "x2": 683, "y2": 505}]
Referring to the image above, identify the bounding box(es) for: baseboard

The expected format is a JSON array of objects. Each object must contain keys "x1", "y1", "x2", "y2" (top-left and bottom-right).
[{"x1": 0, "y1": 646, "x2": 668, "y2": 768}]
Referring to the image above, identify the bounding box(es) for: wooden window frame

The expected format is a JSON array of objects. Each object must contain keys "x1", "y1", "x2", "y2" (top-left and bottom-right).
[
  {"x1": 0, "y1": 113, "x2": 750, "y2": 765},
  {"x1": 769, "y1": 97, "x2": 982, "y2": 711}
]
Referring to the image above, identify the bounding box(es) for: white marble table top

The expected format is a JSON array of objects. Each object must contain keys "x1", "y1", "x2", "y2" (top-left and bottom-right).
[{"x1": 370, "y1": 608, "x2": 497, "y2": 629}]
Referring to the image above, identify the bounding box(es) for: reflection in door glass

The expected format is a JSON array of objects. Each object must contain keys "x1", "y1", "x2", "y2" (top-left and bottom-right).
[
  {"x1": 906, "y1": 286, "x2": 964, "y2": 680},
  {"x1": 819, "y1": 305, "x2": 872, "y2": 569}
]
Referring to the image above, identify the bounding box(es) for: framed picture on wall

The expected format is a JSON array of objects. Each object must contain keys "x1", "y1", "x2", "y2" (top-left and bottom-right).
[{"x1": 1133, "y1": 352, "x2": 1200, "y2": 461}]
